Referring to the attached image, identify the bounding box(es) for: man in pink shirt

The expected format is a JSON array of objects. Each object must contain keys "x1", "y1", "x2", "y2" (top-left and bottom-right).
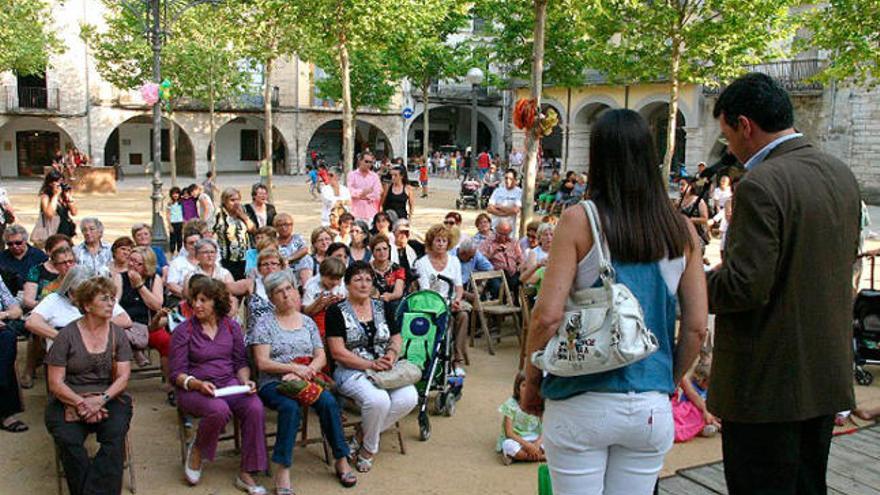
[{"x1": 346, "y1": 152, "x2": 382, "y2": 222}]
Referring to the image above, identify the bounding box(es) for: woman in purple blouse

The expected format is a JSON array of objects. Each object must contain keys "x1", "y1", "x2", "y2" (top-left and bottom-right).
[{"x1": 169, "y1": 277, "x2": 268, "y2": 494}]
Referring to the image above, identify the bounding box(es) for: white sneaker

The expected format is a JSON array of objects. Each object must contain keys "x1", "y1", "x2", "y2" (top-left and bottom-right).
[{"x1": 453, "y1": 366, "x2": 467, "y2": 377}]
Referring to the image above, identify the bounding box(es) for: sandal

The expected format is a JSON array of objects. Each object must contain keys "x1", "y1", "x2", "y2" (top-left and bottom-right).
[
  {"x1": 354, "y1": 449, "x2": 373, "y2": 473},
  {"x1": 235, "y1": 476, "x2": 268, "y2": 495},
  {"x1": 336, "y1": 469, "x2": 357, "y2": 488},
  {"x1": 0, "y1": 418, "x2": 28, "y2": 433},
  {"x1": 275, "y1": 488, "x2": 295, "y2": 495}
]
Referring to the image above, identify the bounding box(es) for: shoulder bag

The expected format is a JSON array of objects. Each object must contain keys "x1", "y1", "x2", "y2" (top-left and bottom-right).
[{"x1": 530, "y1": 200, "x2": 659, "y2": 377}]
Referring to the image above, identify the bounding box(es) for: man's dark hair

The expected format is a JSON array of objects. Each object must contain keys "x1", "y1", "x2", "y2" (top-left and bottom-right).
[
  {"x1": 713, "y1": 72, "x2": 794, "y2": 133},
  {"x1": 505, "y1": 168, "x2": 518, "y2": 179}
]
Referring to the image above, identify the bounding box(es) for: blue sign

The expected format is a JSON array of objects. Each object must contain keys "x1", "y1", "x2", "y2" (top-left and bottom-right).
[{"x1": 402, "y1": 107, "x2": 414, "y2": 119}]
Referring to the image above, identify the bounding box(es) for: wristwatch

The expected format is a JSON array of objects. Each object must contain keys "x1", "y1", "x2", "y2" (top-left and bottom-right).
[{"x1": 101, "y1": 392, "x2": 111, "y2": 404}]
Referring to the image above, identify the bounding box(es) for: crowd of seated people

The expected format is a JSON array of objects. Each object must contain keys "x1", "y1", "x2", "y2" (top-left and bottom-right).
[{"x1": 0, "y1": 171, "x2": 560, "y2": 495}]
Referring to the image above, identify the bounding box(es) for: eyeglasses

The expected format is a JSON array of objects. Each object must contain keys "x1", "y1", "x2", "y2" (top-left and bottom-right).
[
  {"x1": 259, "y1": 261, "x2": 281, "y2": 267},
  {"x1": 197, "y1": 250, "x2": 216, "y2": 255},
  {"x1": 395, "y1": 230, "x2": 410, "y2": 236},
  {"x1": 6, "y1": 240, "x2": 24, "y2": 246},
  {"x1": 443, "y1": 220, "x2": 456, "y2": 226},
  {"x1": 276, "y1": 223, "x2": 293, "y2": 227},
  {"x1": 54, "y1": 258, "x2": 75, "y2": 266}
]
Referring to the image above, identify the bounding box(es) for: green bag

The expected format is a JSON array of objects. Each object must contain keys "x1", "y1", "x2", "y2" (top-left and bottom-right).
[{"x1": 538, "y1": 464, "x2": 553, "y2": 495}]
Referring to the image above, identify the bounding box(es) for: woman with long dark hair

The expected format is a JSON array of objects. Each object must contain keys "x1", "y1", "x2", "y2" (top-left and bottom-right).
[
  {"x1": 38, "y1": 171, "x2": 77, "y2": 241},
  {"x1": 522, "y1": 109, "x2": 707, "y2": 494}
]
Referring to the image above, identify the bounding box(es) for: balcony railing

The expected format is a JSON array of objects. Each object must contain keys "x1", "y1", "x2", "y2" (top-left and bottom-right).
[
  {"x1": 704, "y1": 59, "x2": 825, "y2": 95},
  {"x1": 411, "y1": 83, "x2": 502, "y2": 102},
  {"x1": 3, "y1": 86, "x2": 60, "y2": 112},
  {"x1": 118, "y1": 86, "x2": 280, "y2": 110}
]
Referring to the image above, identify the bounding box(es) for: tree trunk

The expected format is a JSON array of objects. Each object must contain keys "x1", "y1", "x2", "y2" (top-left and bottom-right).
[
  {"x1": 520, "y1": 0, "x2": 547, "y2": 237},
  {"x1": 421, "y1": 78, "x2": 430, "y2": 165},
  {"x1": 209, "y1": 85, "x2": 217, "y2": 180},
  {"x1": 662, "y1": 36, "x2": 682, "y2": 185},
  {"x1": 340, "y1": 33, "x2": 354, "y2": 177},
  {"x1": 264, "y1": 55, "x2": 275, "y2": 202},
  {"x1": 169, "y1": 110, "x2": 177, "y2": 187}
]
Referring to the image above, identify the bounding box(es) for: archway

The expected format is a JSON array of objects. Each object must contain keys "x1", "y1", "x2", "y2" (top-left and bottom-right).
[
  {"x1": 0, "y1": 116, "x2": 77, "y2": 177},
  {"x1": 306, "y1": 119, "x2": 394, "y2": 167},
  {"x1": 103, "y1": 115, "x2": 195, "y2": 177},
  {"x1": 639, "y1": 102, "x2": 687, "y2": 167},
  {"x1": 539, "y1": 103, "x2": 564, "y2": 167},
  {"x1": 569, "y1": 102, "x2": 612, "y2": 170},
  {"x1": 209, "y1": 117, "x2": 288, "y2": 174},
  {"x1": 406, "y1": 105, "x2": 497, "y2": 158}
]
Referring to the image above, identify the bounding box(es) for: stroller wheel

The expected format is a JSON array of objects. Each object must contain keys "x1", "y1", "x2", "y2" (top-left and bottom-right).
[
  {"x1": 856, "y1": 367, "x2": 874, "y2": 386},
  {"x1": 418, "y1": 413, "x2": 431, "y2": 441},
  {"x1": 442, "y1": 394, "x2": 456, "y2": 417}
]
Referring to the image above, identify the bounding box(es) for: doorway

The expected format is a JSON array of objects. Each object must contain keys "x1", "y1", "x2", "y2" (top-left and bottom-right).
[{"x1": 16, "y1": 130, "x2": 59, "y2": 176}]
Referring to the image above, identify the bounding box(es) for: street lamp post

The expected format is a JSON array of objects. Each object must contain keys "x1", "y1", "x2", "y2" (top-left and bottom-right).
[
  {"x1": 148, "y1": 0, "x2": 165, "y2": 251},
  {"x1": 466, "y1": 67, "x2": 484, "y2": 170},
  {"x1": 121, "y1": 0, "x2": 218, "y2": 251}
]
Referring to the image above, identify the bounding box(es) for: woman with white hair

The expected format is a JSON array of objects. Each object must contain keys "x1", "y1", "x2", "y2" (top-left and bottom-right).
[
  {"x1": 26, "y1": 265, "x2": 132, "y2": 346},
  {"x1": 73, "y1": 218, "x2": 111, "y2": 276},
  {"x1": 191, "y1": 239, "x2": 234, "y2": 284}
]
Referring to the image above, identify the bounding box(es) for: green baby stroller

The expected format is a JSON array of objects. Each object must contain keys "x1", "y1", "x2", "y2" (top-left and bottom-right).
[{"x1": 396, "y1": 275, "x2": 464, "y2": 441}]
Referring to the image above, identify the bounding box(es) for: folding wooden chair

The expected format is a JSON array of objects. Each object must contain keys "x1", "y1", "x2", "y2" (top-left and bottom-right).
[
  {"x1": 339, "y1": 395, "x2": 406, "y2": 455},
  {"x1": 518, "y1": 286, "x2": 538, "y2": 370},
  {"x1": 469, "y1": 270, "x2": 522, "y2": 355}
]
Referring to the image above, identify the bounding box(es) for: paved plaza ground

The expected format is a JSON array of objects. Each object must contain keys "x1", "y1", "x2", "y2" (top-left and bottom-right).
[{"x1": 2, "y1": 173, "x2": 879, "y2": 494}]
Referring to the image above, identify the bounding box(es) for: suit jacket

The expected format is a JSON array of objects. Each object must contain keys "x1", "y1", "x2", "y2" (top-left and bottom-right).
[
  {"x1": 707, "y1": 136, "x2": 860, "y2": 423},
  {"x1": 244, "y1": 203, "x2": 277, "y2": 230}
]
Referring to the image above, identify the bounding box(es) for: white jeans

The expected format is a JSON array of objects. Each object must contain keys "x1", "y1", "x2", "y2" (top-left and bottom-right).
[
  {"x1": 543, "y1": 391, "x2": 673, "y2": 495},
  {"x1": 338, "y1": 373, "x2": 418, "y2": 454}
]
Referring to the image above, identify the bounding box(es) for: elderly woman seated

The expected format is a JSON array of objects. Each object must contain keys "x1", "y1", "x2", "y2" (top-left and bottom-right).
[
  {"x1": 26, "y1": 265, "x2": 133, "y2": 347},
  {"x1": 249, "y1": 271, "x2": 356, "y2": 493},
  {"x1": 326, "y1": 261, "x2": 418, "y2": 473},
  {"x1": 44, "y1": 276, "x2": 133, "y2": 495},
  {"x1": 169, "y1": 277, "x2": 268, "y2": 494},
  {"x1": 0, "y1": 277, "x2": 25, "y2": 433}
]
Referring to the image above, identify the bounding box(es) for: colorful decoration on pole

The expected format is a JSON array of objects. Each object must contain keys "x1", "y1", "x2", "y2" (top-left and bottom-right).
[
  {"x1": 513, "y1": 98, "x2": 558, "y2": 139},
  {"x1": 159, "y1": 79, "x2": 173, "y2": 111},
  {"x1": 140, "y1": 82, "x2": 159, "y2": 105}
]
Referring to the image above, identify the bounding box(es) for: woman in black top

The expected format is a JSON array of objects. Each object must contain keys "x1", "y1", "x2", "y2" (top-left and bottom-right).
[
  {"x1": 380, "y1": 166, "x2": 414, "y2": 220},
  {"x1": 114, "y1": 246, "x2": 164, "y2": 367},
  {"x1": 38, "y1": 171, "x2": 77, "y2": 240},
  {"x1": 677, "y1": 178, "x2": 710, "y2": 252}
]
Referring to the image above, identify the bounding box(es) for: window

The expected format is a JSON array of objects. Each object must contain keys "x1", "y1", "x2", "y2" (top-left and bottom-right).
[
  {"x1": 148, "y1": 129, "x2": 171, "y2": 161},
  {"x1": 240, "y1": 129, "x2": 263, "y2": 161}
]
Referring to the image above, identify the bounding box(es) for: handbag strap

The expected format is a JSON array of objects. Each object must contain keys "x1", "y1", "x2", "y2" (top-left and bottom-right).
[{"x1": 580, "y1": 200, "x2": 615, "y2": 283}]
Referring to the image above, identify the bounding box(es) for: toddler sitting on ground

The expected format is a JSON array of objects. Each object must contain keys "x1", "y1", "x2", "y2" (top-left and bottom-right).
[{"x1": 497, "y1": 373, "x2": 544, "y2": 465}]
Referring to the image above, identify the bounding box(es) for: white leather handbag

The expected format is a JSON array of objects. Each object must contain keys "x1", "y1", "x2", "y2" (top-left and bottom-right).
[{"x1": 531, "y1": 200, "x2": 659, "y2": 377}]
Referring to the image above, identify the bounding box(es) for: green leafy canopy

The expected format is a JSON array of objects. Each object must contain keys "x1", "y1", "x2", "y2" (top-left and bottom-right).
[{"x1": 0, "y1": 0, "x2": 64, "y2": 76}]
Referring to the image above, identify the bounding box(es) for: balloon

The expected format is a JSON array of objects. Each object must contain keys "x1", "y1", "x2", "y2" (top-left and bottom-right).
[{"x1": 140, "y1": 83, "x2": 159, "y2": 105}]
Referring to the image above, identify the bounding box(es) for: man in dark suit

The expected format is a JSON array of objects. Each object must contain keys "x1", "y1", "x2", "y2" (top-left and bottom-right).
[{"x1": 707, "y1": 73, "x2": 860, "y2": 495}]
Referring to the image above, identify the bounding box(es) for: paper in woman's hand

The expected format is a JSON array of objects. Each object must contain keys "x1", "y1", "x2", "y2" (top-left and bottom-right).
[{"x1": 212, "y1": 385, "x2": 251, "y2": 398}]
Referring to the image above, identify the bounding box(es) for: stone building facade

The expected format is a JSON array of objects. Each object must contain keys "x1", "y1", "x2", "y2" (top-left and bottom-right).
[
  {"x1": 514, "y1": 70, "x2": 879, "y2": 200},
  {"x1": 0, "y1": 0, "x2": 407, "y2": 180}
]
